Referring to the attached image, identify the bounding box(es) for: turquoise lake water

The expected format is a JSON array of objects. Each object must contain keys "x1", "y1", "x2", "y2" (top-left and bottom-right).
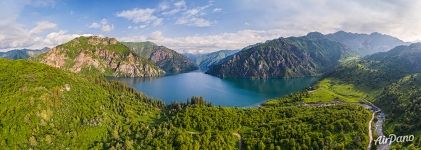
[{"x1": 111, "y1": 71, "x2": 318, "y2": 107}]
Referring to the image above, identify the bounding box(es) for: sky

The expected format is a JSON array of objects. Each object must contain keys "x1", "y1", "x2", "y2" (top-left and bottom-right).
[{"x1": 1, "y1": 0, "x2": 421, "y2": 53}]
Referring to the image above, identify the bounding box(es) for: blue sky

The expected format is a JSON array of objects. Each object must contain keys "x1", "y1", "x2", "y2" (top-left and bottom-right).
[{"x1": 1, "y1": 0, "x2": 421, "y2": 53}]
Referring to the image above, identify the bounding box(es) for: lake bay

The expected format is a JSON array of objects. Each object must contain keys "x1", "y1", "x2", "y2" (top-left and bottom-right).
[{"x1": 111, "y1": 71, "x2": 318, "y2": 107}]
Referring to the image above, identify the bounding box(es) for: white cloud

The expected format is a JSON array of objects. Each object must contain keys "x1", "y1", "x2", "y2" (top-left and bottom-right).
[
  {"x1": 119, "y1": 29, "x2": 291, "y2": 53},
  {"x1": 116, "y1": 8, "x2": 162, "y2": 27},
  {"x1": 39, "y1": 31, "x2": 89, "y2": 47},
  {"x1": 161, "y1": 0, "x2": 187, "y2": 15},
  {"x1": 234, "y1": 0, "x2": 421, "y2": 42},
  {"x1": 175, "y1": 5, "x2": 213, "y2": 27},
  {"x1": 89, "y1": 19, "x2": 114, "y2": 32},
  {"x1": 213, "y1": 8, "x2": 222, "y2": 12},
  {"x1": 30, "y1": 21, "x2": 57, "y2": 34}
]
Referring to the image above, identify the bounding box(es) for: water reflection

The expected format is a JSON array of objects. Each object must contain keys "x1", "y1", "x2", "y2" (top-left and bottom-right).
[{"x1": 109, "y1": 72, "x2": 318, "y2": 107}]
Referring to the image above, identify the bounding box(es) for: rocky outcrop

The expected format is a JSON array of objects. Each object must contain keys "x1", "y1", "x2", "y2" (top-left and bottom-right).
[
  {"x1": 123, "y1": 42, "x2": 198, "y2": 74},
  {"x1": 206, "y1": 32, "x2": 351, "y2": 78},
  {"x1": 37, "y1": 36, "x2": 164, "y2": 77}
]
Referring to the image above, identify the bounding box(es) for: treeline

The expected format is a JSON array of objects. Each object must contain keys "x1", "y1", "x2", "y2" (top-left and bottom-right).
[{"x1": 94, "y1": 97, "x2": 371, "y2": 150}]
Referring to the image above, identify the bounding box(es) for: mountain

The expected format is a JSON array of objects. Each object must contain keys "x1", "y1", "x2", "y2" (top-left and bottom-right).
[
  {"x1": 0, "y1": 59, "x2": 371, "y2": 149},
  {"x1": 0, "y1": 58, "x2": 163, "y2": 148},
  {"x1": 187, "y1": 50, "x2": 239, "y2": 71},
  {"x1": 324, "y1": 43, "x2": 421, "y2": 148},
  {"x1": 0, "y1": 47, "x2": 49, "y2": 59},
  {"x1": 122, "y1": 42, "x2": 198, "y2": 74},
  {"x1": 206, "y1": 32, "x2": 351, "y2": 78},
  {"x1": 330, "y1": 43, "x2": 421, "y2": 89},
  {"x1": 35, "y1": 36, "x2": 164, "y2": 77},
  {"x1": 326, "y1": 31, "x2": 409, "y2": 56},
  {"x1": 376, "y1": 74, "x2": 421, "y2": 135}
]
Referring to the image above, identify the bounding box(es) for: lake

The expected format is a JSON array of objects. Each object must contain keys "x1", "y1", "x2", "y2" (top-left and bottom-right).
[{"x1": 110, "y1": 71, "x2": 318, "y2": 107}]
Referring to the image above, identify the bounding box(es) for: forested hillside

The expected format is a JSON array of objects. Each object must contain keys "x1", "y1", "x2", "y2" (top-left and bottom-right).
[
  {"x1": 0, "y1": 58, "x2": 163, "y2": 149},
  {"x1": 123, "y1": 42, "x2": 198, "y2": 74},
  {"x1": 0, "y1": 59, "x2": 372, "y2": 149},
  {"x1": 206, "y1": 32, "x2": 352, "y2": 78}
]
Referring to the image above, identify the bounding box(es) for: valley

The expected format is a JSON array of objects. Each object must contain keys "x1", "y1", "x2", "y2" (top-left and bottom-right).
[{"x1": 1, "y1": 31, "x2": 420, "y2": 149}]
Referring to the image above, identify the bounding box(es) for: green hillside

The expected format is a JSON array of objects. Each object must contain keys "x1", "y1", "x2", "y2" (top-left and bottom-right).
[
  {"x1": 0, "y1": 59, "x2": 372, "y2": 149},
  {"x1": 206, "y1": 32, "x2": 353, "y2": 78},
  {"x1": 0, "y1": 58, "x2": 163, "y2": 149}
]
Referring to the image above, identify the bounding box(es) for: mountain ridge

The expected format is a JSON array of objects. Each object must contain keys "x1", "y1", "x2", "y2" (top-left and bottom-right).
[
  {"x1": 206, "y1": 32, "x2": 352, "y2": 78},
  {"x1": 123, "y1": 41, "x2": 198, "y2": 74},
  {"x1": 326, "y1": 31, "x2": 409, "y2": 56},
  {"x1": 35, "y1": 36, "x2": 164, "y2": 77}
]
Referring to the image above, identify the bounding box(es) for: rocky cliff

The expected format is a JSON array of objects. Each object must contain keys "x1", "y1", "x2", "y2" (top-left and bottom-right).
[
  {"x1": 36, "y1": 36, "x2": 164, "y2": 77},
  {"x1": 123, "y1": 42, "x2": 198, "y2": 74},
  {"x1": 206, "y1": 32, "x2": 351, "y2": 78}
]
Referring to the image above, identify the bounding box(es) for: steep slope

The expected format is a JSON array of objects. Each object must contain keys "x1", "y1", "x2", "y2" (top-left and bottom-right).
[
  {"x1": 325, "y1": 43, "x2": 421, "y2": 149},
  {"x1": 376, "y1": 74, "x2": 421, "y2": 135},
  {"x1": 0, "y1": 47, "x2": 49, "y2": 59},
  {"x1": 123, "y1": 42, "x2": 198, "y2": 74},
  {"x1": 206, "y1": 32, "x2": 351, "y2": 78},
  {"x1": 330, "y1": 43, "x2": 421, "y2": 89},
  {"x1": 326, "y1": 31, "x2": 408, "y2": 56},
  {"x1": 188, "y1": 50, "x2": 239, "y2": 71},
  {"x1": 35, "y1": 36, "x2": 164, "y2": 77},
  {"x1": 0, "y1": 59, "x2": 163, "y2": 149},
  {"x1": 0, "y1": 58, "x2": 372, "y2": 149}
]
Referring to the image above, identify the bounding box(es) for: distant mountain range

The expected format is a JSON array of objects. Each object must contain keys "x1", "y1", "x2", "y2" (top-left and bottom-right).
[
  {"x1": 326, "y1": 31, "x2": 409, "y2": 56},
  {"x1": 185, "y1": 50, "x2": 240, "y2": 71},
  {"x1": 206, "y1": 32, "x2": 352, "y2": 78},
  {"x1": 0, "y1": 47, "x2": 50, "y2": 59},
  {"x1": 123, "y1": 42, "x2": 198, "y2": 74},
  {"x1": 35, "y1": 36, "x2": 164, "y2": 77}
]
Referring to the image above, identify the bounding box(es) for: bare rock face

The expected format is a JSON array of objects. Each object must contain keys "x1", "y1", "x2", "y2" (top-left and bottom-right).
[
  {"x1": 122, "y1": 42, "x2": 198, "y2": 74},
  {"x1": 206, "y1": 32, "x2": 351, "y2": 78},
  {"x1": 37, "y1": 36, "x2": 164, "y2": 77}
]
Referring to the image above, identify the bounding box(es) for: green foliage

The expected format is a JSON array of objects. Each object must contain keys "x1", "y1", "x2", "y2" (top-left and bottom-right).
[
  {"x1": 376, "y1": 74, "x2": 421, "y2": 135},
  {"x1": 0, "y1": 59, "x2": 373, "y2": 149},
  {"x1": 60, "y1": 36, "x2": 130, "y2": 59},
  {"x1": 123, "y1": 100, "x2": 371, "y2": 149},
  {"x1": 0, "y1": 59, "x2": 162, "y2": 149},
  {"x1": 206, "y1": 32, "x2": 352, "y2": 78},
  {"x1": 123, "y1": 42, "x2": 198, "y2": 74},
  {"x1": 303, "y1": 78, "x2": 366, "y2": 103}
]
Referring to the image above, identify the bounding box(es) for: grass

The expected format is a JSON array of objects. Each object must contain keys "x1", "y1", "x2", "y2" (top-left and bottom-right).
[{"x1": 304, "y1": 78, "x2": 367, "y2": 103}]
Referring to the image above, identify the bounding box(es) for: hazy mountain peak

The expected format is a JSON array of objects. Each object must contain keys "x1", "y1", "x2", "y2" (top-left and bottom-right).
[
  {"x1": 306, "y1": 32, "x2": 325, "y2": 39},
  {"x1": 326, "y1": 31, "x2": 408, "y2": 56}
]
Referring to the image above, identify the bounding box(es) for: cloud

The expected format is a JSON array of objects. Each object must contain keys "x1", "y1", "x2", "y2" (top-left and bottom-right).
[
  {"x1": 30, "y1": 21, "x2": 57, "y2": 34},
  {"x1": 116, "y1": 8, "x2": 162, "y2": 27},
  {"x1": 89, "y1": 19, "x2": 114, "y2": 32},
  {"x1": 234, "y1": 0, "x2": 421, "y2": 42},
  {"x1": 119, "y1": 29, "x2": 291, "y2": 53},
  {"x1": 175, "y1": 4, "x2": 213, "y2": 27},
  {"x1": 38, "y1": 31, "x2": 90, "y2": 48},
  {"x1": 213, "y1": 8, "x2": 222, "y2": 12},
  {"x1": 161, "y1": 0, "x2": 187, "y2": 15}
]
